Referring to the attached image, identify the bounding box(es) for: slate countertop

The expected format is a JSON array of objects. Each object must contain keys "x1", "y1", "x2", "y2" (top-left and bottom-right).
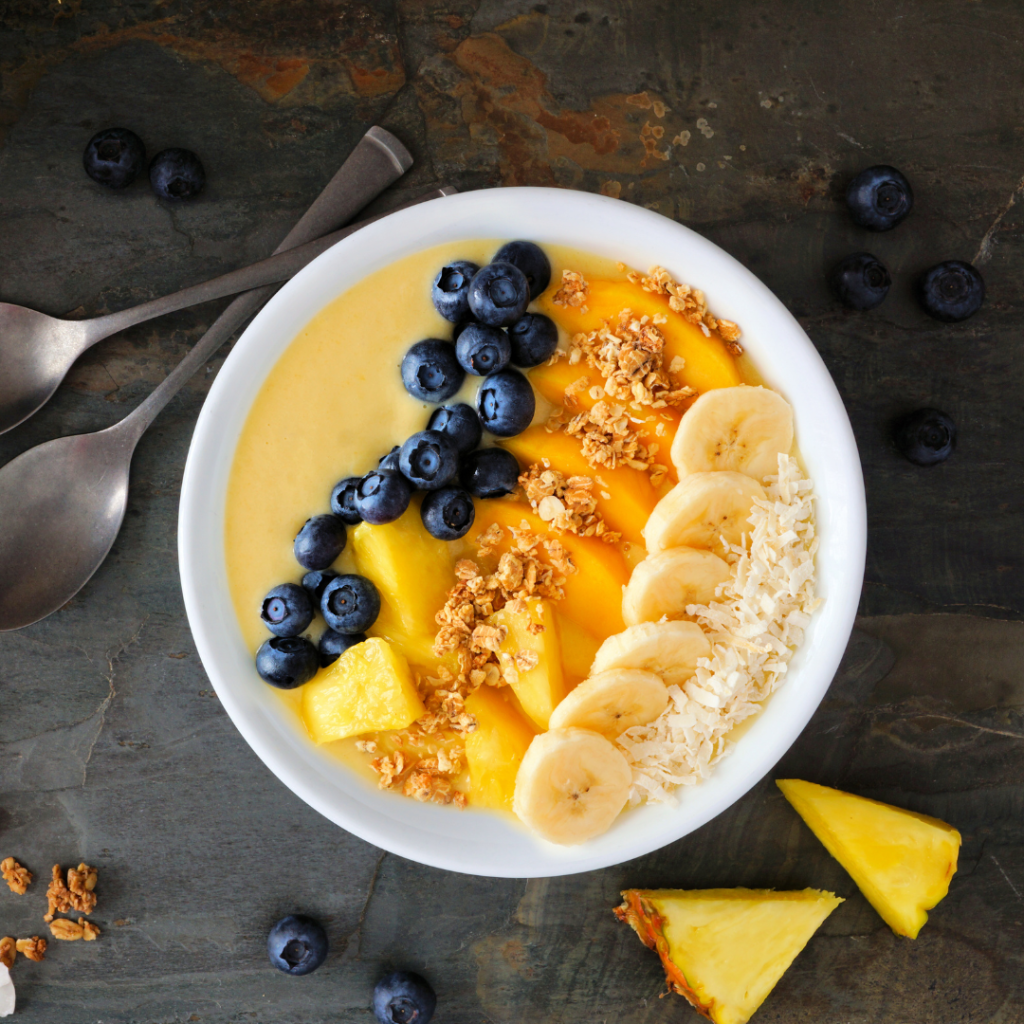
[{"x1": 1, "y1": 2, "x2": 1022, "y2": 1022}]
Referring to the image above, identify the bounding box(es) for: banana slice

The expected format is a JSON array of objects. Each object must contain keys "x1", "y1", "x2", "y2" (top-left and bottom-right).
[
  {"x1": 548, "y1": 669, "x2": 668, "y2": 737},
  {"x1": 591, "y1": 620, "x2": 710, "y2": 686},
  {"x1": 671, "y1": 385, "x2": 794, "y2": 480},
  {"x1": 643, "y1": 471, "x2": 766, "y2": 554},
  {"x1": 513, "y1": 727, "x2": 632, "y2": 845},
  {"x1": 622, "y1": 547, "x2": 732, "y2": 626}
]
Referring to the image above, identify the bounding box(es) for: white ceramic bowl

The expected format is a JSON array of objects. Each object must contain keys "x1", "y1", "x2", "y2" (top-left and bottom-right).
[{"x1": 179, "y1": 187, "x2": 866, "y2": 878}]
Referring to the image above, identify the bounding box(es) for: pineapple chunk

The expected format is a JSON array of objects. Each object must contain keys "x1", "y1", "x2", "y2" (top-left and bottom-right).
[
  {"x1": 464, "y1": 686, "x2": 537, "y2": 811},
  {"x1": 500, "y1": 425, "x2": 658, "y2": 546},
  {"x1": 537, "y1": 277, "x2": 741, "y2": 394},
  {"x1": 488, "y1": 598, "x2": 565, "y2": 729},
  {"x1": 301, "y1": 637, "x2": 425, "y2": 744},
  {"x1": 777, "y1": 779, "x2": 961, "y2": 939},
  {"x1": 555, "y1": 609, "x2": 601, "y2": 689},
  {"x1": 616, "y1": 887, "x2": 842, "y2": 1024}
]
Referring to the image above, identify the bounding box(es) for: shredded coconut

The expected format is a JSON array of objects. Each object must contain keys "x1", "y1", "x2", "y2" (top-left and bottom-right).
[{"x1": 617, "y1": 453, "x2": 819, "y2": 804}]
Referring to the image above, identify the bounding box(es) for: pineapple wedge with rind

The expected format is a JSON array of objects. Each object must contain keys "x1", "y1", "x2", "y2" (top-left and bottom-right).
[
  {"x1": 777, "y1": 778, "x2": 961, "y2": 939},
  {"x1": 464, "y1": 686, "x2": 537, "y2": 811},
  {"x1": 615, "y1": 887, "x2": 843, "y2": 1024}
]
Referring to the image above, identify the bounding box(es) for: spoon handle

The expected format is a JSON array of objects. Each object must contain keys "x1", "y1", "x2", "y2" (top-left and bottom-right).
[{"x1": 116, "y1": 126, "x2": 411, "y2": 446}]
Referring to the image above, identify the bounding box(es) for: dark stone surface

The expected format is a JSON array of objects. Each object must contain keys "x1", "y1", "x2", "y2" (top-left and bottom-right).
[{"x1": 1, "y1": 1, "x2": 1022, "y2": 1021}]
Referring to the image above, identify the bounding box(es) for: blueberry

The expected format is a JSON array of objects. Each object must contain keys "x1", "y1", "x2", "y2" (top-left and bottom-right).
[
  {"x1": 894, "y1": 408, "x2": 956, "y2": 466},
  {"x1": 260, "y1": 583, "x2": 314, "y2": 637},
  {"x1": 431, "y1": 260, "x2": 480, "y2": 322},
  {"x1": 330, "y1": 476, "x2": 363, "y2": 525},
  {"x1": 493, "y1": 241, "x2": 551, "y2": 299},
  {"x1": 398, "y1": 430, "x2": 459, "y2": 490},
  {"x1": 293, "y1": 514, "x2": 347, "y2": 571},
  {"x1": 267, "y1": 914, "x2": 328, "y2": 976},
  {"x1": 427, "y1": 403, "x2": 482, "y2": 455},
  {"x1": 459, "y1": 447, "x2": 521, "y2": 498},
  {"x1": 421, "y1": 486, "x2": 476, "y2": 540},
  {"x1": 508, "y1": 313, "x2": 558, "y2": 366},
  {"x1": 918, "y1": 260, "x2": 985, "y2": 322},
  {"x1": 401, "y1": 340, "x2": 465, "y2": 403},
  {"x1": 373, "y1": 970, "x2": 437, "y2": 1024},
  {"x1": 318, "y1": 629, "x2": 366, "y2": 667},
  {"x1": 378, "y1": 446, "x2": 402, "y2": 473},
  {"x1": 82, "y1": 128, "x2": 145, "y2": 189},
  {"x1": 356, "y1": 470, "x2": 413, "y2": 525},
  {"x1": 321, "y1": 574, "x2": 381, "y2": 634},
  {"x1": 476, "y1": 368, "x2": 535, "y2": 436},
  {"x1": 149, "y1": 148, "x2": 205, "y2": 201},
  {"x1": 845, "y1": 165, "x2": 913, "y2": 231},
  {"x1": 255, "y1": 637, "x2": 320, "y2": 689},
  {"x1": 302, "y1": 569, "x2": 339, "y2": 608},
  {"x1": 830, "y1": 253, "x2": 891, "y2": 311},
  {"x1": 468, "y1": 262, "x2": 531, "y2": 327},
  {"x1": 455, "y1": 322, "x2": 511, "y2": 376}
]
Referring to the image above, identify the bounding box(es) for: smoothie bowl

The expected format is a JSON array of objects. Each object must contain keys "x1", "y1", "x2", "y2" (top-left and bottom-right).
[{"x1": 178, "y1": 187, "x2": 865, "y2": 877}]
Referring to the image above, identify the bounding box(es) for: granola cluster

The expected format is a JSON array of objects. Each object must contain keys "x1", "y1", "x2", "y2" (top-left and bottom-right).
[
  {"x1": 551, "y1": 269, "x2": 589, "y2": 311},
  {"x1": 369, "y1": 745, "x2": 468, "y2": 808},
  {"x1": 559, "y1": 401, "x2": 668, "y2": 487},
  {"x1": 1, "y1": 858, "x2": 31, "y2": 896},
  {"x1": 518, "y1": 463, "x2": 621, "y2": 542},
  {"x1": 14, "y1": 938, "x2": 45, "y2": 962},
  {"x1": 0, "y1": 937, "x2": 13, "y2": 969},
  {"x1": 45, "y1": 863, "x2": 97, "y2": 922}
]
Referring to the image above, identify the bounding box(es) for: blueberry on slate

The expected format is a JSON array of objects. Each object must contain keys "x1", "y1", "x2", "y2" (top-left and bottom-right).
[
  {"x1": 83, "y1": 128, "x2": 145, "y2": 189},
  {"x1": 459, "y1": 447, "x2": 520, "y2": 498},
  {"x1": 399, "y1": 430, "x2": 459, "y2": 490},
  {"x1": 255, "y1": 637, "x2": 320, "y2": 689},
  {"x1": 321, "y1": 574, "x2": 381, "y2": 634},
  {"x1": 493, "y1": 240, "x2": 551, "y2": 300},
  {"x1": 401, "y1": 340, "x2": 465, "y2": 403},
  {"x1": 302, "y1": 569, "x2": 339, "y2": 608},
  {"x1": 845, "y1": 165, "x2": 913, "y2": 231},
  {"x1": 356, "y1": 470, "x2": 412, "y2": 525},
  {"x1": 330, "y1": 476, "x2": 363, "y2": 525},
  {"x1": 421, "y1": 486, "x2": 476, "y2": 540},
  {"x1": 477, "y1": 368, "x2": 535, "y2": 436},
  {"x1": 432, "y1": 260, "x2": 480, "y2": 322},
  {"x1": 468, "y1": 262, "x2": 531, "y2": 327},
  {"x1": 508, "y1": 312, "x2": 558, "y2": 366},
  {"x1": 260, "y1": 583, "x2": 314, "y2": 637},
  {"x1": 455, "y1": 322, "x2": 511, "y2": 376},
  {"x1": 427, "y1": 403, "x2": 482, "y2": 455},
  {"x1": 267, "y1": 914, "x2": 328, "y2": 976},
  {"x1": 378, "y1": 446, "x2": 402, "y2": 473},
  {"x1": 830, "y1": 252, "x2": 891, "y2": 311},
  {"x1": 294, "y1": 514, "x2": 347, "y2": 571},
  {"x1": 149, "y1": 148, "x2": 205, "y2": 201},
  {"x1": 894, "y1": 408, "x2": 956, "y2": 466},
  {"x1": 918, "y1": 260, "x2": 985, "y2": 322},
  {"x1": 373, "y1": 970, "x2": 437, "y2": 1024},
  {"x1": 318, "y1": 629, "x2": 366, "y2": 668}
]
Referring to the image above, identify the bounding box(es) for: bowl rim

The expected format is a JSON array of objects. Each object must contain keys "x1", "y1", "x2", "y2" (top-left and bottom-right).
[{"x1": 178, "y1": 186, "x2": 866, "y2": 878}]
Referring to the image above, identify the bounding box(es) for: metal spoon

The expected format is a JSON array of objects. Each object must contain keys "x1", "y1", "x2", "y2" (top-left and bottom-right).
[{"x1": 0, "y1": 125, "x2": 417, "y2": 631}]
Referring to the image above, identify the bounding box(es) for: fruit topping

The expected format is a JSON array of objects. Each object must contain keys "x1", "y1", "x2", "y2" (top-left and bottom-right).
[
  {"x1": 293, "y1": 514, "x2": 347, "y2": 571},
  {"x1": 82, "y1": 127, "x2": 145, "y2": 189},
  {"x1": 255, "y1": 636, "x2": 320, "y2": 689},
  {"x1": 918, "y1": 259, "x2": 985, "y2": 322},
  {"x1": 420, "y1": 485, "x2": 476, "y2": 540},
  {"x1": 318, "y1": 628, "x2": 365, "y2": 667},
  {"x1": 548, "y1": 668, "x2": 668, "y2": 738},
  {"x1": 431, "y1": 260, "x2": 479, "y2": 323},
  {"x1": 592, "y1": 619, "x2": 710, "y2": 687},
  {"x1": 622, "y1": 547, "x2": 731, "y2": 626},
  {"x1": 830, "y1": 252, "x2": 891, "y2": 310},
  {"x1": 266, "y1": 914, "x2": 328, "y2": 976},
  {"x1": 777, "y1": 779, "x2": 961, "y2": 939},
  {"x1": 845, "y1": 164, "x2": 913, "y2": 231},
  {"x1": 894, "y1": 408, "x2": 956, "y2": 466},
  {"x1": 378, "y1": 446, "x2": 402, "y2": 472},
  {"x1": 330, "y1": 476, "x2": 363, "y2": 525},
  {"x1": 458, "y1": 447, "x2": 520, "y2": 498},
  {"x1": 301, "y1": 569, "x2": 339, "y2": 607},
  {"x1": 356, "y1": 470, "x2": 413, "y2": 525},
  {"x1": 427, "y1": 402, "x2": 482, "y2": 454},
  {"x1": 260, "y1": 583, "x2": 314, "y2": 637},
  {"x1": 372, "y1": 970, "x2": 437, "y2": 1024},
  {"x1": 401, "y1": 339, "x2": 465, "y2": 402},
  {"x1": 454, "y1": 321, "x2": 511, "y2": 376},
  {"x1": 320, "y1": 574, "x2": 380, "y2": 634},
  {"x1": 493, "y1": 240, "x2": 552, "y2": 299},
  {"x1": 476, "y1": 368, "x2": 535, "y2": 436},
  {"x1": 148, "y1": 147, "x2": 205, "y2": 201},
  {"x1": 463, "y1": 686, "x2": 537, "y2": 811},
  {"x1": 398, "y1": 430, "x2": 458, "y2": 490},
  {"x1": 467, "y1": 261, "x2": 531, "y2": 327},
  {"x1": 507, "y1": 312, "x2": 559, "y2": 367}
]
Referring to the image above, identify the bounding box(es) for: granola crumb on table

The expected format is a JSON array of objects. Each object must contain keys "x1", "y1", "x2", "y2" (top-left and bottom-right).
[
  {"x1": 0, "y1": 858, "x2": 31, "y2": 895},
  {"x1": 14, "y1": 938, "x2": 45, "y2": 962},
  {"x1": 0, "y1": 938, "x2": 13, "y2": 970},
  {"x1": 45, "y1": 863, "x2": 97, "y2": 922},
  {"x1": 48, "y1": 918, "x2": 99, "y2": 942}
]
